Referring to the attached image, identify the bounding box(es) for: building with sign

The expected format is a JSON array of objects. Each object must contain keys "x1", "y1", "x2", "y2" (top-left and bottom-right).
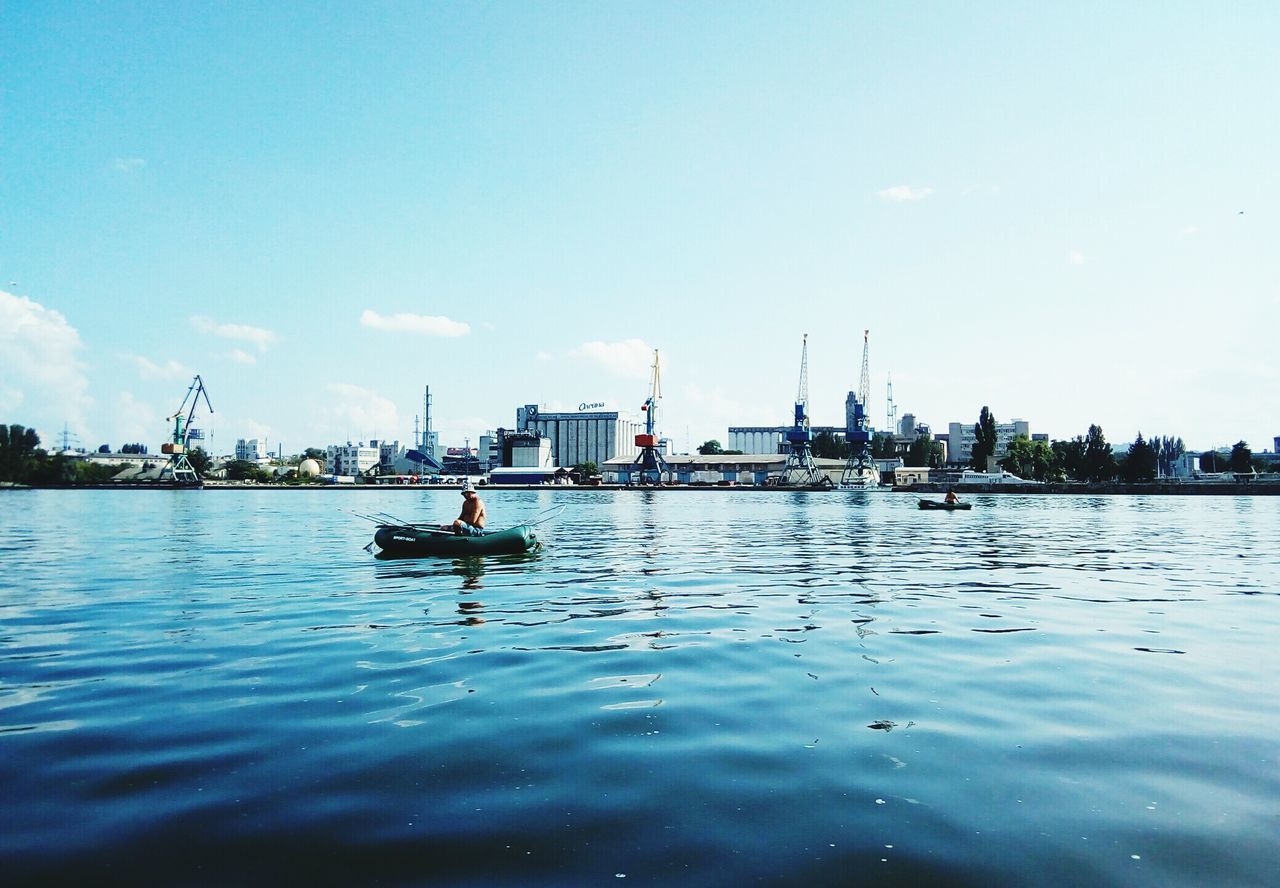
[{"x1": 515, "y1": 403, "x2": 643, "y2": 468}]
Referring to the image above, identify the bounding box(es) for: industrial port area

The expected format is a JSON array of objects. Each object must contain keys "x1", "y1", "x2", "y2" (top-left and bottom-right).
[{"x1": 15, "y1": 332, "x2": 1280, "y2": 494}]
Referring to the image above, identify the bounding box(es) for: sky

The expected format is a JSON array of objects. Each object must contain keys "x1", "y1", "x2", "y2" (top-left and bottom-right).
[{"x1": 2, "y1": 1, "x2": 1277, "y2": 457}]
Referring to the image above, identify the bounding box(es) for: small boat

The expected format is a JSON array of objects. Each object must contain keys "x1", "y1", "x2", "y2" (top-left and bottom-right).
[
  {"x1": 374, "y1": 523, "x2": 538, "y2": 557},
  {"x1": 918, "y1": 499, "x2": 972, "y2": 511}
]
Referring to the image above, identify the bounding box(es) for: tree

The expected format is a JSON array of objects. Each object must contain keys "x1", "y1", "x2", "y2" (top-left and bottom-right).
[
  {"x1": 0, "y1": 423, "x2": 42, "y2": 483},
  {"x1": 573, "y1": 460, "x2": 600, "y2": 478},
  {"x1": 1051, "y1": 437, "x2": 1086, "y2": 481},
  {"x1": 1119, "y1": 433, "x2": 1158, "y2": 483},
  {"x1": 1000, "y1": 435, "x2": 1057, "y2": 481},
  {"x1": 697, "y1": 440, "x2": 723, "y2": 455},
  {"x1": 1081, "y1": 424, "x2": 1116, "y2": 483},
  {"x1": 907, "y1": 434, "x2": 944, "y2": 468},
  {"x1": 303, "y1": 447, "x2": 326, "y2": 461},
  {"x1": 223, "y1": 460, "x2": 272, "y2": 483},
  {"x1": 870, "y1": 432, "x2": 897, "y2": 459},
  {"x1": 1199, "y1": 450, "x2": 1223, "y2": 473},
  {"x1": 187, "y1": 446, "x2": 212, "y2": 476},
  {"x1": 1156, "y1": 436, "x2": 1185, "y2": 476},
  {"x1": 972, "y1": 406, "x2": 998, "y2": 470},
  {"x1": 1230, "y1": 441, "x2": 1253, "y2": 473},
  {"x1": 812, "y1": 430, "x2": 846, "y2": 459}
]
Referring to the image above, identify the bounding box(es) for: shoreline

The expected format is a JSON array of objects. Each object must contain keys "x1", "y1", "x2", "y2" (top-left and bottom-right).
[{"x1": 6, "y1": 481, "x2": 1280, "y2": 495}]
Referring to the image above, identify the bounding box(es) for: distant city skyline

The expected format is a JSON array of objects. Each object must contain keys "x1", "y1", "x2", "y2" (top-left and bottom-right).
[{"x1": 2, "y1": 4, "x2": 1276, "y2": 455}]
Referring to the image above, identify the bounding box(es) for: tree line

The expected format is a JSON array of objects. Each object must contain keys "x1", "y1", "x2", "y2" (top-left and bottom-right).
[
  {"x1": 0, "y1": 424, "x2": 131, "y2": 485},
  {"x1": 969, "y1": 406, "x2": 1262, "y2": 482}
]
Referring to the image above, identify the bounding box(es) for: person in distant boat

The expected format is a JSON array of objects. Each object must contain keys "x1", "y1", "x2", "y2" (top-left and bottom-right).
[
  {"x1": 450, "y1": 482, "x2": 487, "y2": 535},
  {"x1": 944, "y1": 488, "x2": 959, "y2": 504}
]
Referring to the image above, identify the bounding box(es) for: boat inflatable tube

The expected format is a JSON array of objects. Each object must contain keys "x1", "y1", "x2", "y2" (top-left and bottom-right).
[{"x1": 374, "y1": 523, "x2": 537, "y2": 557}]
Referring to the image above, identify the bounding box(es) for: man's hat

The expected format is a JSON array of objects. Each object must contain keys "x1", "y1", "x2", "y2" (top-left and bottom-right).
[{"x1": 461, "y1": 480, "x2": 475, "y2": 494}]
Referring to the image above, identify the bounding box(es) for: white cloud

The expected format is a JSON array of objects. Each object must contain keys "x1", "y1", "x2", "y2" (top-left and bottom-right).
[
  {"x1": 1068, "y1": 250, "x2": 1086, "y2": 266},
  {"x1": 126, "y1": 354, "x2": 192, "y2": 380},
  {"x1": 572, "y1": 338, "x2": 654, "y2": 380},
  {"x1": 226, "y1": 348, "x2": 257, "y2": 365},
  {"x1": 112, "y1": 391, "x2": 159, "y2": 445},
  {"x1": 665, "y1": 382, "x2": 752, "y2": 452},
  {"x1": 877, "y1": 185, "x2": 934, "y2": 202},
  {"x1": 112, "y1": 157, "x2": 146, "y2": 173},
  {"x1": 190, "y1": 315, "x2": 278, "y2": 351},
  {"x1": 1180, "y1": 225, "x2": 1200, "y2": 237},
  {"x1": 535, "y1": 351, "x2": 553, "y2": 362},
  {"x1": 322, "y1": 383, "x2": 401, "y2": 439},
  {"x1": 359, "y1": 309, "x2": 470, "y2": 337},
  {"x1": 241, "y1": 418, "x2": 273, "y2": 444},
  {"x1": 0, "y1": 290, "x2": 91, "y2": 434}
]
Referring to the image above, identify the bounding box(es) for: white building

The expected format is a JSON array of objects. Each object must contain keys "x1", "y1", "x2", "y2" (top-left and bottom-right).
[
  {"x1": 478, "y1": 432, "x2": 499, "y2": 470},
  {"x1": 235, "y1": 438, "x2": 264, "y2": 462},
  {"x1": 326, "y1": 442, "x2": 381, "y2": 477},
  {"x1": 510, "y1": 436, "x2": 553, "y2": 468},
  {"x1": 516, "y1": 403, "x2": 643, "y2": 468},
  {"x1": 947, "y1": 419, "x2": 1031, "y2": 465}
]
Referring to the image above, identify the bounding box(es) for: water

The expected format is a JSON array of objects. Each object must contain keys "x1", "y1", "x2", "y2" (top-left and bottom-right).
[{"x1": 1, "y1": 489, "x2": 1278, "y2": 886}]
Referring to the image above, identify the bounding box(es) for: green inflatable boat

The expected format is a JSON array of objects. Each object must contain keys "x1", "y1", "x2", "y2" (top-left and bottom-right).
[
  {"x1": 918, "y1": 499, "x2": 972, "y2": 511},
  {"x1": 373, "y1": 522, "x2": 538, "y2": 557}
]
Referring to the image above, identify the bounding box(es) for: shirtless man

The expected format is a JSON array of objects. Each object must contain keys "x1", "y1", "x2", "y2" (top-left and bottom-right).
[{"x1": 451, "y1": 482, "x2": 487, "y2": 535}]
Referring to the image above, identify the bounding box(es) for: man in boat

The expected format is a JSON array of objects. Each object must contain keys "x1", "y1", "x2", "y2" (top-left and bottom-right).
[
  {"x1": 944, "y1": 488, "x2": 959, "y2": 505},
  {"x1": 450, "y1": 482, "x2": 487, "y2": 535}
]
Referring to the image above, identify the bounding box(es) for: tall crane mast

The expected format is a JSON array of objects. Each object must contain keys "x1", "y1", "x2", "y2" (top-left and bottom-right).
[
  {"x1": 779, "y1": 334, "x2": 830, "y2": 488},
  {"x1": 886, "y1": 372, "x2": 897, "y2": 435},
  {"x1": 630, "y1": 349, "x2": 671, "y2": 485},
  {"x1": 859, "y1": 328, "x2": 870, "y2": 409},
  {"x1": 795, "y1": 333, "x2": 810, "y2": 429},
  {"x1": 841, "y1": 330, "x2": 879, "y2": 487}
]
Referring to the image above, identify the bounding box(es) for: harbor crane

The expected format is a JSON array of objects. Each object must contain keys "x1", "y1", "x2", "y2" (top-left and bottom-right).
[
  {"x1": 630, "y1": 349, "x2": 672, "y2": 485},
  {"x1": 159, "y1": 375, "x2": 214, "y2": 486},
  {"x1": 841, "y1": 330, "x2": 880, "y2": 487},
  {"x1": 778, "y1": 334, "x2": 831, "y2": 488}
]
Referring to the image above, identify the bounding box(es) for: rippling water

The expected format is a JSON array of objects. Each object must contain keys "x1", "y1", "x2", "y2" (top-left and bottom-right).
[{"x1": 2, "y1": 489, "x2": 1278, "y2": 885}]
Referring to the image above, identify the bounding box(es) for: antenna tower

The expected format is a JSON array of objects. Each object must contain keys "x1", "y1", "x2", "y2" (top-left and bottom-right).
[{"x1": 886, "y1": 372, "x2": 897, "y2": 435}]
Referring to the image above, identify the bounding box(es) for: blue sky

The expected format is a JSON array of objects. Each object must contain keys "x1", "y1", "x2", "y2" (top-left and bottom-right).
[{"x1": 2, "y1": 2, "x2": 1277, "y2": 456}]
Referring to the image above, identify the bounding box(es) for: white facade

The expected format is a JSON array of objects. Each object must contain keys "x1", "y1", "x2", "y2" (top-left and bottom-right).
[
  {"x1": 478, "y1": 433, "x2": 498, "y2": 470},
  {"x1": 728, "y1": 427, "x2": 785, "y2": 454},
  {"x1": 516, "y1": 404, "x2": 641, "y2": 468},
  {"x1": 947, "y1": 419, "x2": 1031, "y2": 464},
  {"x1": 326, "y1": 442, "x2": 380, "y2": 477},
  {"x1": 235, "y1": 438, "x2": 263, "y2": 462}
]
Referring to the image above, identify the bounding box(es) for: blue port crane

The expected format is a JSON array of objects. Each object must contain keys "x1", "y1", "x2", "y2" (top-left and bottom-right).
[
  {"x1": 841, "y1": 329, "x2": 879, "y2": 486},
  {"x1": 630, "y1": 349, "x2": 671, "y2": 485},
  {"x1": 160, "y1": 375, "x2": 214, "y2": 486},
  {"x1": 778, "y1": 334, "x2": 831, "y2": 487}
]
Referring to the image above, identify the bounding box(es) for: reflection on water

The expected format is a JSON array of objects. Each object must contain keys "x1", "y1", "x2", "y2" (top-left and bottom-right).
[{"x1": 1, "y1": 489, "x2": 1279, "y2": 885}]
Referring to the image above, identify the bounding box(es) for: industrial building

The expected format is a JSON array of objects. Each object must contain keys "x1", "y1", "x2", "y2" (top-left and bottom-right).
[
  {"x1": 728, "y1": 426, "x2": 845, "y2": 454},
  {"x1": 515, "y1": 403, "x2": 644, "y2": 468},
  {"x1": 235, "y1": 438, "x2": 265, "y2": 462},
  {"x1": 600, "y1": 454, "x2": 903, "y2": 486}
]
